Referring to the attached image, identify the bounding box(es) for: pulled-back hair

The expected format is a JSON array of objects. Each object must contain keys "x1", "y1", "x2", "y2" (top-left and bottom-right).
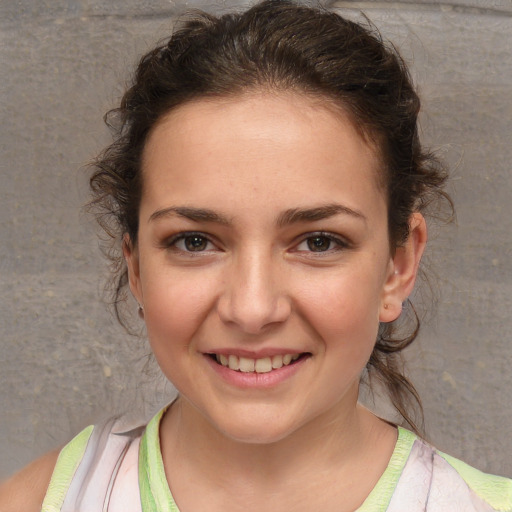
[{"x1": 89, "y1": 0, "x2": 452, "y2": 434}]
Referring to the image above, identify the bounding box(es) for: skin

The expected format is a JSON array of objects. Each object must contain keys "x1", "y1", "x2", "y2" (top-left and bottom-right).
[
  {"x1": 0, "y1": 91, "x2": 426, "y2": 511},
  {"x1": 124, "y1": 92, "x2": 427, "y2": 511},
  {"x1": 0, "y1": 450, "x2": 59, "y2": 512}
]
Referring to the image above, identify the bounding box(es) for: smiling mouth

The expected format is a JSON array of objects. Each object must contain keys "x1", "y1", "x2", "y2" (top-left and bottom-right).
[{"x1": 209, "y1": 353, "x2": 309, "y2": 373}]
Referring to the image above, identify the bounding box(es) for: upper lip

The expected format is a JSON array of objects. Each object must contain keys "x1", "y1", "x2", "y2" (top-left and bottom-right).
[{"x1": 204, "y1": 348, "x2": 308, "y2": 358}]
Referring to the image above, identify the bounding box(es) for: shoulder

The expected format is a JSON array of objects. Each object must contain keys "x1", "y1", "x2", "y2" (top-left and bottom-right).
[
  {"x1": 0, "y1": 449, "x2": 60, "y2": 512},
  {"x1": 43, "y1": 419, "x2": 146, "y2": 512},
  {"x1": 435, "y1": 449, "x2": 512, "y2": 511},
  {"x1": 0, "y1": 415, "x2": 149, "y2": 512},
  {"x1": 0, "y1": 424, "x2": 95, "y2": 512},
  {"x1": 396, "y1": 431, "x2": 512, "y2": 512}
]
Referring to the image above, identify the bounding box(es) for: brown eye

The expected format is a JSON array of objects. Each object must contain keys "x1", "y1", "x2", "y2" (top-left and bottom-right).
[
  {"x1": 164, "y1": 231, "x2": 217, "y2": 254},
  {"x1": 295, "y1": 232, "x2": 348, "y2": 254},
  {"x1": 184, "y1": 235, "x2": 208, "y2": 251},
  {"x1": 307, "y1": 236, "x2": 332, "y2": 252}
]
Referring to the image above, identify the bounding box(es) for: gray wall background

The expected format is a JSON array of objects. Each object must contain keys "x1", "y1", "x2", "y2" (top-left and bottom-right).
[{"x1": 1, "y1": 0, "x2": 511, "y2": 479}]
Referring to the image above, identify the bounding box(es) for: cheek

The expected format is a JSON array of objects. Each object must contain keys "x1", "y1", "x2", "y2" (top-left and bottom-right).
[
  {"x1": 141, "y1": 270, "x2": 220, "y2": 355},
  {"x1": 296, "y1": 272, "x2": 381, "y2": 352}
]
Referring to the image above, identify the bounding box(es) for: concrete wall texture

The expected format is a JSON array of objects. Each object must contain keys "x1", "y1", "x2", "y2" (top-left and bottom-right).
[{"x1": 1, "y1": 0, "x2": 511, "y2": 479}]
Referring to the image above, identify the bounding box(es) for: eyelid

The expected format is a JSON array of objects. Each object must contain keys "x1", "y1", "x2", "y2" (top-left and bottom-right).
[
  {"x1": 293, "y1": 231, "x2": 351, "y2": 252},
  {"x1": 160, "y1": 230, "x2": 350, "y2": 254},
  {"x1": 161, "y1": 231, "x2": 219, "y2": 252}
]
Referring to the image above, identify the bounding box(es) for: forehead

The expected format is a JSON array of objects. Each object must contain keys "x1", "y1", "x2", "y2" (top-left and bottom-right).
[{"x1": 140, "y1": 92, "x2": 385, "y2": 219}]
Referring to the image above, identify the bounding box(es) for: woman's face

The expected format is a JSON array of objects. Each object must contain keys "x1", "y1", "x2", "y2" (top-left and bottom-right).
[{"x1": 126, "y1": 92, "x2": 418, "y2": 443}]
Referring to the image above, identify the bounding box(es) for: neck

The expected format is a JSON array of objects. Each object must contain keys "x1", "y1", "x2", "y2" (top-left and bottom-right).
[{"x1": 159, "y1": 391, "x2": 394, "y2": 498}]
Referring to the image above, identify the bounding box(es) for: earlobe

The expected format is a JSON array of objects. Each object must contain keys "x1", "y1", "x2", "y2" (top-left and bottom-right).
[
  {"x1": 123, "y1": 234, "x2": 143, "y2": 305},
  {"x1": 379, "y1": 213, "x2": 427, "y2": 323}
]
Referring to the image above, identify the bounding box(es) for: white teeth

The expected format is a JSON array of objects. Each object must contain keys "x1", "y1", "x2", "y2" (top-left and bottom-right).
[
  {"x1": 215, "y1": 353, "x2": 301, "y2": 373},
  {"x1": 228, "y1": 355, "x2": 240, "y2": 371},
  {"x1": 271, "y1": 355, "x2": 283, "y2": 369},
  {"x1": 239, "y1": 357, "x2": 255, "y2": 373},
  {"x1": 254, "y1": 357, "x2": 272, "y2": 373}
]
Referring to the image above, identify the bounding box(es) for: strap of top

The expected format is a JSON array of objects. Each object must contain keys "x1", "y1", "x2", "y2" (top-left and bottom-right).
[
  {"x1": 42, "y1": 419, "x2": 145, "y2": 512},
  {"x1": 357, "y1": 427, "x2": 416, "y2": 512},
  {"x1": 42, "y1": 425, "x2": 94, "y2": 512},
  {"x1": 139, "y1": 407, "x2": 180, "y2": 512},
  {"x1": 438, "y1": 452, "x2": 512, "y2": 511}
]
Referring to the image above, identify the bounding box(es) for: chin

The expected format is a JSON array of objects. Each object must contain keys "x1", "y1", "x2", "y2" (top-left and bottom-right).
[
  {"x1": 221, "y1": 426, "x2": 294, "y2": 445},
  {"x1": 210, "y1": 412, "x2": 302, "y2": 446}
]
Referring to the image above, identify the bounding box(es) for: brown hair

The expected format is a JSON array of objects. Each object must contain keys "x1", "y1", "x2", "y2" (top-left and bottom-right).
[{"x1": 89, "y1": 0, "x2": 452, "y2": 434}]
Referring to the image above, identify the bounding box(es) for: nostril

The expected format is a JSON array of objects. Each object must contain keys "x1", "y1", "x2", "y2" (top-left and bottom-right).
[{"x1": 217, "y1": 292, "x2": 292, "y2": 335}]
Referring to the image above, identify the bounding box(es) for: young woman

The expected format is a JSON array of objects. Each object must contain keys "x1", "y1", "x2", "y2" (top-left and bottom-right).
[{"x1": 1, "y1": 1, "x2": 511, "y2": 510}]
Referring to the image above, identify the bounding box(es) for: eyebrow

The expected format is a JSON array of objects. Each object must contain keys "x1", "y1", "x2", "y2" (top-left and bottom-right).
[
  {"x1": 277, "y1": 203, "x2": 366, "y2": 227},
  {"x1": 148, "y1": 206, "x2": 231, "y2": 225},
  {"x1": 148, "y1": 203, "x2": 366, "y2": 226}
]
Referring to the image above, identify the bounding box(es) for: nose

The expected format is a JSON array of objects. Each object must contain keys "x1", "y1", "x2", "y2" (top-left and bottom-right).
[{"x1": 217, "y1": 248, "x2": 291, "y2": 334}]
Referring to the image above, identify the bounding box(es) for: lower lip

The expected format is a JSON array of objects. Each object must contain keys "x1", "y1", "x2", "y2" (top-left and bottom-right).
[{"x1": 204, "y1": 354, "x2": 309, "y2": 389}]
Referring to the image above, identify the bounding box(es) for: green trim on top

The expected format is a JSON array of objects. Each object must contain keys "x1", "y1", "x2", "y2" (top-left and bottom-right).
[
  {"x1": 138, "y1": 414, "x2": 415, "y2": 512},
  {"x1": 439, "y1": 452, "x2": 512, "y2": 512},
  {"x1": 40, "y1": 409, "x2": 512, "y2": 512},
  {"x1": 357, "y1": 427, "x2": 416, "y2": 512},
  {"x1": 139, "y1": 407, "x2": 180, "y2": 512},
  {"x1": 41, "y1": 425, "x2": 94, "y2": 512}
]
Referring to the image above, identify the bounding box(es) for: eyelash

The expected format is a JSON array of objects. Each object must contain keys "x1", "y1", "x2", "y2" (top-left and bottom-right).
[
  {"x1": 163, "y1": 232, "x2": 217, "y2": 253},
  {"x1": 294, "y1": 232, "x2": 349, "y2": 254},
  {"x1": 163, "y1": 231, "x2": 349, "y2": 254}
]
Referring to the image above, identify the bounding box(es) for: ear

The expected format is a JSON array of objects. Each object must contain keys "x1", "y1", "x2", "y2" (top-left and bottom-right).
[
  {"x1": 379, "y1": 213, "x2": 427, "y2": 322},
  {"x1": 123, "y1": 234, "x2": 143, "y2": 306}
]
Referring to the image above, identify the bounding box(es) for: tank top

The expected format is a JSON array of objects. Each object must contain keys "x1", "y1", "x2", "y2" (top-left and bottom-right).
[{"x1": 41, "y1": 407, "x2": 512, "y2": 511}]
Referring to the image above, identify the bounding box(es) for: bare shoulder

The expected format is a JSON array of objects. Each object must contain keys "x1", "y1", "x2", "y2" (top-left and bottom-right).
[{"x1": 0, "y1": 449, "x2": 60, "y2": 512}]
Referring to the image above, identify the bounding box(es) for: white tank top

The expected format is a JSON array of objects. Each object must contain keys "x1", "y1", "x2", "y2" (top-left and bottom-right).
[{"x1": 42, "y1": 408, "x2": 512, "y2": 512}]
